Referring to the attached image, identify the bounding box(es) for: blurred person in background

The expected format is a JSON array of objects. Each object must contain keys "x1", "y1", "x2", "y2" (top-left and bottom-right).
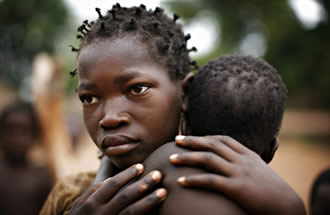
[
  {"x1": 0, "y1": 101, "x2": 53, "y2": 215},
  {"x1": 310, "y1": 168, "x2": 330, "y2": 215}
]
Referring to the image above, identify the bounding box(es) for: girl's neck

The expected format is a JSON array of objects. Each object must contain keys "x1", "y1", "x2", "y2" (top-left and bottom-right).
[{"x1": 109, "y1": 161, "x2": 121, "y2": 176}]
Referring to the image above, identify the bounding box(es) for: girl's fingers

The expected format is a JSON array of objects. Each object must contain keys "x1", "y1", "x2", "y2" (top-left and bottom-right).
[
  {"x1": 118, "y1": 188, "x2": 167, "y2": 215},
  {"x1": 209, "y1": 135, "x2": 248, "y2": 154},
  {"x1": 71, "y1": 183, "x2": 103, "y2": 209},
  {"x1": 177, "y1": 173, "x2": 232, "y2": 194},
  {"x1": 91, "y1": 163, "x2": 144, "y2": 203},
  {"x1": 175, "y1": 135, "x2": 238, "y2": 161},
  {"x1": 169, "y1": 151, "x2": 233, "y2": 176},
  {"x1": 103, "y1": 170, "x2": 163, "y2": 213}
]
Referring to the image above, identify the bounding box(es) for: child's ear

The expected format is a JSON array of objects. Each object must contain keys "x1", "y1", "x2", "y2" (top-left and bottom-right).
[
  {"x1": 181, "y1": 72, "x2": 194, "y2": 113},
  {"x1": 261, "y1": 137, "x2": 279, "y2": 164}
]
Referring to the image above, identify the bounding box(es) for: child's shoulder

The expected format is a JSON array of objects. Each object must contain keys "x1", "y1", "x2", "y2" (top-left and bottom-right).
[
  {"x1": 143, "y1": 142, "x2": 247, "y2": 215},
  {"x1": 142, "y1": 141, "x2": 188, "y2": 175}
]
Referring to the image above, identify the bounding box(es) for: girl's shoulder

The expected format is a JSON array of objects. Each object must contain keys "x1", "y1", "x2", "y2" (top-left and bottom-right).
[{"x1": 39, "y1": 171, "x2": 96, "y2": 215}]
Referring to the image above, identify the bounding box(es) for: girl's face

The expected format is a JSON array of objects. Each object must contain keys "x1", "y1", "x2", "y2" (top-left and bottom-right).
[{"x1": 77, "y1": 36, "x2": 184, "y2": 169}]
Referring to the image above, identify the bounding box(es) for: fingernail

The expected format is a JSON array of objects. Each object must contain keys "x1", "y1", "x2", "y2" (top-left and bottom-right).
[
  {"x1": 139, "y1": 184, "x2": 148, "y2": 192},
  {"x1": 155, "y1": 188, "x2": 167, "y2": 200},
  {"x1": 133, "y1": 163, "x2": 144, "y2": 174},
  {"x1": 103, "y1": 177, "x2": 112, "y2": 183},
  {"x1": 150, "y1": 170, "x2": 162, "y2": 181},
  {"x1": 177, "y1": 176, "x2": 186, "y2": 185},
  {"x1": 169, "y1": 153, "x2": 179, "y2": 161},
  {"x1": 176, "y1": 135, "x2": 186, "y2": 141}
]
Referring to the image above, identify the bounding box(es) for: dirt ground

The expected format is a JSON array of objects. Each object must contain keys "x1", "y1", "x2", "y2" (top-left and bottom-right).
[
  {"x1": 269, "y1": 110, "x2": 330, "y2": 213},
  {"x1": 269, "y1": 138, "x2": 329, "y2": 212}
]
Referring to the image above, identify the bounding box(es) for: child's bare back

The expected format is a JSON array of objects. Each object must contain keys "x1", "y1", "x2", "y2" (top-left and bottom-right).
[{"x1": 142, "y1": 141, "x2": 247, "y2": 215}]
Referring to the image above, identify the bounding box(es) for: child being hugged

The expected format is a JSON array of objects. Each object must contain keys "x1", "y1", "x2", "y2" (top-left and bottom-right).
[
  {"x1": 139, "y1": 55, "x2": 306, "y2": 215},
  {"x1": 95, "y1": 54, "x2": 306, "y2": 214}
]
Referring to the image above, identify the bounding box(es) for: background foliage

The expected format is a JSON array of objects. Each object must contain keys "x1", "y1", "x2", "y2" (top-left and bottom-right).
[
  {"x1": 0, "y1": 0, "x2": 70, "y2": 89},
  {"x1": 166, "y1": 0, "x2": 330, "y2": 109}
]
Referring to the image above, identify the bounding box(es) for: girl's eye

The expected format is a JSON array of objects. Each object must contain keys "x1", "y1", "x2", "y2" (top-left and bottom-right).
[
  {"x1": 130, "y1": 85, "x2": 150, "y2": 95},
  {"x1": 80, "y1": 95, "x2": 98, "y2": 105}
]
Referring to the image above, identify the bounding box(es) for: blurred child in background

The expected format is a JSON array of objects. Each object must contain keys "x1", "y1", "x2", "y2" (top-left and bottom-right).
[
  {"x1": 0, "y1": 101, "x2": 53, "y2": 215},
  {"x1": 310, "y1": 168, "x2": 330, "y2": 215}
]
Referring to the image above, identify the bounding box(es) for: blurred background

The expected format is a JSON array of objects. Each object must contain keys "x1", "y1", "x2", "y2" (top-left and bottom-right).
[{"x1": 0, "y1": 0, "x2": 329, "y2": 213}]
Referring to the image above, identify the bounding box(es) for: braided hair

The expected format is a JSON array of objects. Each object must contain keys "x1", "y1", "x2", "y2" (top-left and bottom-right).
[
  {"x1": 70, "y1": 3, "x2": 198, "y2": 80},
  {"x1": 187, "y1": 55, "x2": 287, "y2": 155}
]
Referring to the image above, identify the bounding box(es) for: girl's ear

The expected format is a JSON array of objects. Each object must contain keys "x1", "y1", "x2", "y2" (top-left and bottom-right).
[
  {"x1": 181, "y1": 72, "x2": 194, "y2": 113},
  {"x1": 180, "y1": 116, "x2": 192, "y2": 135}
]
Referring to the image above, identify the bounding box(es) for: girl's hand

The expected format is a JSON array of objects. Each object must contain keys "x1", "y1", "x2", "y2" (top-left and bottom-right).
[
  {"x1": 94, "y1": 156, "x2": 114, "y2": 184},
  {"x1": 69, "y1": 164, "x2": 167, "y2": 215},
  {"x1": 169, "y1": 135, "x2": 306, "y2": 215}
]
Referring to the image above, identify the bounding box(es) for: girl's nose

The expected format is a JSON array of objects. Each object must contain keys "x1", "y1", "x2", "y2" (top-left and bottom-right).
[{"x1": 99, "y1": 101, "x2": 130, "y2": 130}]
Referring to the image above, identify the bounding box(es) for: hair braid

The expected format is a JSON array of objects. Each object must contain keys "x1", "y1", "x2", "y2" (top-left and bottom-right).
[{"x1": 71, "y1": 4, "x2": 197, "y2": 80}]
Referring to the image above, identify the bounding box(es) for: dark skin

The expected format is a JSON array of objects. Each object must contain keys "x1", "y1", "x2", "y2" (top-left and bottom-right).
[
  {"x1": 161, "y1": 83, "x2": 306, "y2": 214},
  {"x1": 143, "y1": 135, "x2": 305, "y2": 215},
  {"x1": 71, "y1": 35, "x2": 305, "y2": 214},
  {"x1": 70, "y1": 35, "x2": 186, "y2": 214},
  {"x1": 95, "y1": 133, "x2": 305, "y2": 214},
  {"x1": 77, "y1": 36, "x2": 183, "y2": 170},
  {"x1": 0, "y1": 109, "x2": 52, "y2": 215},
  {"x1": 141, "y1": 139, "x2": 247, "y2": 215},
  {"x1": 136, "y1": 93, "x2": 305, "y2": 214},
  {"x1": 93, "y1": 75, "x2": 306, "y2": 214},
  {"x1": 138, "y1": 71, "x2": 306, "y2": 214}
]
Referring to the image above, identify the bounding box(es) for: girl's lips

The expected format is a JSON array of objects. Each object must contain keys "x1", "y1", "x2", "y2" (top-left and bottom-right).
[
  {"x1": 101, "y1": 135, "x2": 139, "y2": 156},
  {"x1": 103, "y1": 142, "x2": 139, "y2": 156}
]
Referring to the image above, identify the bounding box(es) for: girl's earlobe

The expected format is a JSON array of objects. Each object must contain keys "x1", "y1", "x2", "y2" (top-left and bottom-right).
[
  {"x1": 181, "y1": 72, "x2": 194, "y2": 94},
  {"x1": 180, "y1": 116, "x2": 191, "y2": 135},
  {"x1": 181, "y1": 72, "x2": 194, "y2": 113}
]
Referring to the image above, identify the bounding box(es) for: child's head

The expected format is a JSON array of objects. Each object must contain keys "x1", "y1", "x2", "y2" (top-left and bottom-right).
[
  {"x1": 310, "y1": 168, "x2": 330, "y2": 215},
  {"x1": 187, "y1": 55, "x2": 287, "y2": 163},
  {"x1": 0, "y1": 101, "x2": 40, "y2": 161},
  {"x1": 74, "y1": 4, "x2": 194, "y2": 169}
]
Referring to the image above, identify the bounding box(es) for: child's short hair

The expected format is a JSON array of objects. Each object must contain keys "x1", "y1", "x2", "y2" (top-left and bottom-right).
[
  {"x1": 72, "y1": 4, "x2": 197, "y2": 80},
  {"x1": 187, "y1": 55, "x2": 287, "y2": 155}
]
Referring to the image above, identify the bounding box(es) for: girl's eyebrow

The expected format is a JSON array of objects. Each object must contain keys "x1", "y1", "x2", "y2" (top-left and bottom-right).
[
  {"x1": 114, "y1": 71, "x2": 142, "y2": 84},
  {"x1": 76, "y1": 71, "x2": 146, "y2": 92},
  {"x1": 76, "y1": 82, "x2": 96, "y2": 92}
]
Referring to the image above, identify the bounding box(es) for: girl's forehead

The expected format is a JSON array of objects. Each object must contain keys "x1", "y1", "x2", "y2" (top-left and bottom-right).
[
  {"x1": 77, "y1": 36, "x2": 166, "y2": 75},
  {"x1": 79, "y1": 36, "x2": 151, "y2": 62},
  {"x1": 77, "y1": 36, "x2": 174, "y2": 82}
]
